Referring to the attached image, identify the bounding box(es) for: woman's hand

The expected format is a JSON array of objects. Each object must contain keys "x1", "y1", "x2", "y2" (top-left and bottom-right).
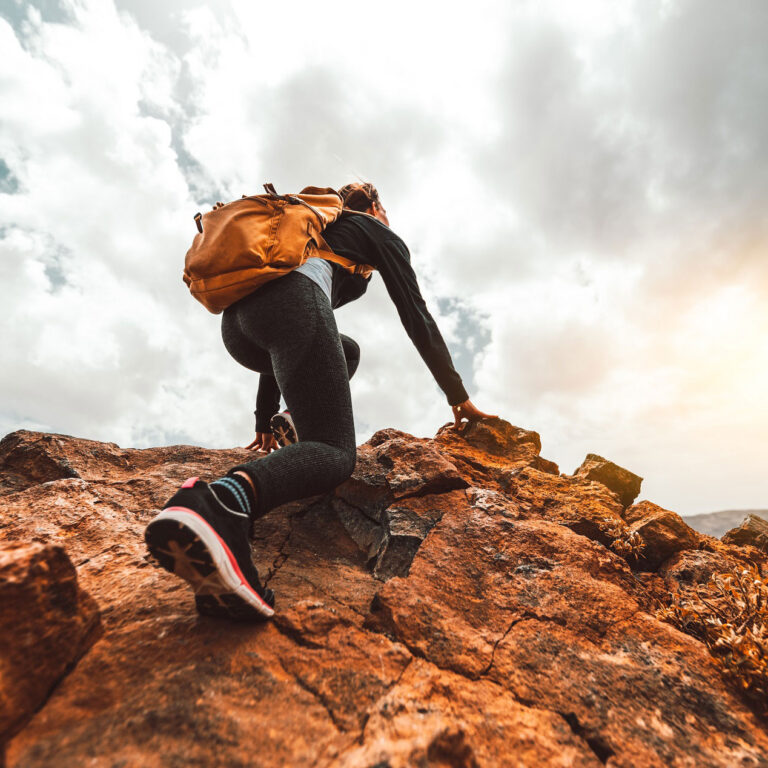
[
  {"x1": 450, "y1": 399, "x2": 498, "y2": 432},
  {"x1": 246, "y1": 432, "x2": 279, "y2": 453}
]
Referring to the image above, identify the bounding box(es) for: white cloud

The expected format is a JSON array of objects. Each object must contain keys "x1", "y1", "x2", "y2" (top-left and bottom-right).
[{"x1": 1, "y1": 0, "x2": 767, "y2": 516}]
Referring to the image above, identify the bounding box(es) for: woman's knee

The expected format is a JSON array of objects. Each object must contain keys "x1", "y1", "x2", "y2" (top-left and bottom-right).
[
  {"x1": 344, "y1": 445, "x2": 357, "y2": 478},
  {"x1": 342, "y1": 335, "x2": 360, "y2": 357},
  {"x1": 331, "y1": 443, "x2": 357, "y2": 483},
  {"x1": 341, "y1": 336, "x2": 360, "y2": 379}
]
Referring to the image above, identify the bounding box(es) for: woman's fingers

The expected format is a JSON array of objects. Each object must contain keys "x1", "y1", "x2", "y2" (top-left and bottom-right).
[
  {"x1": 246, "y1": 432, "x2": 277, "y2": 452},
  {"x1": 449, "y1": 399, "x2": 498, "y2": 430},
  {"x1": 451, "y1": 400, "x2": 469, "y2": 431},
  {"x1": 264, "y1": 433, "x2": 280, "y2": 453}
]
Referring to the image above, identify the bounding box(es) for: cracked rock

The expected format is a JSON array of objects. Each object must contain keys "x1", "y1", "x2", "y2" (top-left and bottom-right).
[{"x1": 1, "y1": 423, "x2": 767, "y2": 768}]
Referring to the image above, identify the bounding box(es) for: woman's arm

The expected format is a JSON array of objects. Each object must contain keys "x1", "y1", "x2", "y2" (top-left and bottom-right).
[
  {"x1": 323, "y1": 215, "x2": 495, "y2": 425},
  {"x1": 374, "y1": 236, "x2": 469, "y2": 406},
  {"x1": 254, "y1": 373, "x2": 281, "y2": 433}
]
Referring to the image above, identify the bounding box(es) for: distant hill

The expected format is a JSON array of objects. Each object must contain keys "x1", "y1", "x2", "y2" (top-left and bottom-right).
[{"x1": 682, "y1": 509, "x2": 768, "y2": 538}]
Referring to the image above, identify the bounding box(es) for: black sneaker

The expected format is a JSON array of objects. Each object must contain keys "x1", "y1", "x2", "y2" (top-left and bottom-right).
[
  {"x1": 144, "y1": 477, "x2": 275, "y2": 620},
  {"x1": 270, "y1": 409, "x2": 299, "y2": 447}
]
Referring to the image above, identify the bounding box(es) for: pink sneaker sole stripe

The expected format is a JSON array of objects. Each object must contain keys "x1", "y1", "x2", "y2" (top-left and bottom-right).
[{"x1": 162, "y1": 505, "x2": 273, "y2": 613}]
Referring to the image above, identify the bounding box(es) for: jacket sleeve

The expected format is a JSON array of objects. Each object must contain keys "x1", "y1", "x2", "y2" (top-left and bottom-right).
[
  {"x1": 376, "y1": 237, "x2": 469, "y2": 407},
  {"x1": 254, "y1": 373, "x2": 281, "y2": 433}
]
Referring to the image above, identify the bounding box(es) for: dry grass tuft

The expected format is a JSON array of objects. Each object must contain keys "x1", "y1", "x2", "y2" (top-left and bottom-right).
[
  {"x1": 654, "y1": 563, "x2": 768, "y2": 716},
  {"x1": 601, "y1": 520, "x2": 645, "y2": 561}
]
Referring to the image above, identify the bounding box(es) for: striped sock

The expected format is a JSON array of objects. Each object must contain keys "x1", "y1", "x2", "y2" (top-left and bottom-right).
[{"x1": 209, "y1": 475, "x2": 253, "y2": 518}]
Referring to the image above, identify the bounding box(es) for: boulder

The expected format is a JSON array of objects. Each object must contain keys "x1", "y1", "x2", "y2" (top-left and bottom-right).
[
  {"x1": 571, "y1": 453, "x2": 643, "y2": 508},
  {"x1": 0, "y1": 543, "x2": 100, "y2": 745},
  {"x1": 658, "y1": 548, "x2": 745, "y2": 589},
  {"x1": 332, "y1": 430, "x2": 468, "y2": 580},
  {"x1": 334, "y1": 428, "x2": 467, "y2": 523},
  {"x1": 625, "y1": 501, "x2": 702, "y2": 571},
  {"x1": 433, "y1": 418, "x2": 560, "y2": 491},
  {"x1": 722, "y1": 513, "x2": 768, "y2": 552},
  {"x1": 502, "y1": 465, "x2": 626, "y2": 546}
]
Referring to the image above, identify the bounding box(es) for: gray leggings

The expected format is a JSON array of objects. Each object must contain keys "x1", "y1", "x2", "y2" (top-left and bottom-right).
[{"x1": 221, "y1": 270, "x2": 358, "y2": 519}]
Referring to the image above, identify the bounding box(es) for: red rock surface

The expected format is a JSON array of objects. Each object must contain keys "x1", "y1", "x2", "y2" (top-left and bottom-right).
[
  {"x1": 624, "y1": 500, "x2": 703, "y2": 571},
  {"x1": 0, "y1": 542, "x2": 100, "y2": 746},
  {"x1": 570, "y1": 453, "x2": 643, "y2": 509},
  {"x1": 723, "y1": 513, "x2": 768, "y2": 552},
  {"x1": 0, "y1": 422, "x2": 766, "y2": 767}
]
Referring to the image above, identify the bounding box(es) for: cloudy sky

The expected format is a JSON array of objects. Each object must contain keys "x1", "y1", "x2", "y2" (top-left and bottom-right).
[{"x1": 1, "y1": 0, "x2": 766, "y2": 517}]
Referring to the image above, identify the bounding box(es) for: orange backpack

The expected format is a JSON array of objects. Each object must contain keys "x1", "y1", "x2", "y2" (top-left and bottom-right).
[{"x1": 183, "y1": 184, "x2": 376, "y2": 314}]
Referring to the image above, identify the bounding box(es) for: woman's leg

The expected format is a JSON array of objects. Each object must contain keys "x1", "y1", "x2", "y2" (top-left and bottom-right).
[
  {"x1": 225, "y1": 272, "x2": 357, "y2": 519},
  {"x1": 145, "y1": 271, "x2": 357, "y2": 620},
  {"x1": 222, "y1": 318, "x2": 360, "y2": 410}
]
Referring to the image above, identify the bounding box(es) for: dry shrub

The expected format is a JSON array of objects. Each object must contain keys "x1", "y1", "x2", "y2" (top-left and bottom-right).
[
  {"x1": 601, "y1": 520, "x2": 645, "y2": 561},
  {"x1": 654, "y1": 563, "x2": 768, "y2": 716}
]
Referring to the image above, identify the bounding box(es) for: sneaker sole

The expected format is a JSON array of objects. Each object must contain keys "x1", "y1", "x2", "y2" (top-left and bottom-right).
[
  {"x1": 145, "y1": 507, "x2": 275, "y2": 619},
  {"x1": 269, "y1": 412, "x2": 298, "y2": 447}
]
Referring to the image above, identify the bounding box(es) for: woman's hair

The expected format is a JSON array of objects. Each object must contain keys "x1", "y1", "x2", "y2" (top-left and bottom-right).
[{"x1": 338, "y1": 182, "x2": 381, "y2": 212}]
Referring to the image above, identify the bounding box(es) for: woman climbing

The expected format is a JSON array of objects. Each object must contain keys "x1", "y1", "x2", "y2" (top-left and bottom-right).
[{"x1": 144, "y1": 182, "x2": 496, "y2": 620}]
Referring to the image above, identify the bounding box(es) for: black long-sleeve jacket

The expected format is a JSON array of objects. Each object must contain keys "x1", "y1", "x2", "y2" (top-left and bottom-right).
[{"x1": 253, "y1": 213, "x2": 469, "y2": 432}]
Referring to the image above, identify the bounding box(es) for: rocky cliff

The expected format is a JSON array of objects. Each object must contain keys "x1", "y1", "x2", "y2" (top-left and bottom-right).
[{"x1": 0, "y1": 421, "x2": 766, "y2": 768}]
